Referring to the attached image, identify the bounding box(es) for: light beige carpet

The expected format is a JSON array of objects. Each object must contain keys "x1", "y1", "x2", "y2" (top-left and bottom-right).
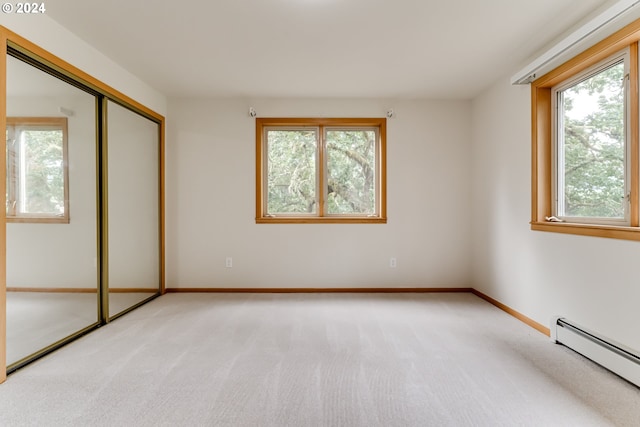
[
  {"x1": 0, "y1": 292, "x2": 639, "y2": 426},
  {"x1": 6, "y1": 292, "x2": 157, "y2": 365}
]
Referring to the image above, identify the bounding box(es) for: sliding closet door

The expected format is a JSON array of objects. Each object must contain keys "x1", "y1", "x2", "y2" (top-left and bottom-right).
[
  {"x1": 107, "y1": 100, "x2": 161, "y2": 318},
  {"x1": 5, "y1": 55, "x2": 99, "y2": 368},
  {"x1": 0, "y1": 29, "x2": 166, "y2": 379}
]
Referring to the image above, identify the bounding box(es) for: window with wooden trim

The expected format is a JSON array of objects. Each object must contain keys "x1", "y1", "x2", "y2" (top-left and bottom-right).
[
  {"x1": 256, "y1": 118, "x2": 386, "y2": 223},
  {"x1": 5, "y1": 117, "x2": 69, "y2": 223},
  {"x1": 552, "y1": 49, "x2": 629, "y2": 226},
  {"x1": 531, "y1": 19, "x2": 640, "y2": 241}
]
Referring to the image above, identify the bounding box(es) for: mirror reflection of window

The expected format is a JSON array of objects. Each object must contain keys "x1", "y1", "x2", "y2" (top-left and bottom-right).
[{"x1": 6, "y1": 117, "x2": 69, "y2": 223}]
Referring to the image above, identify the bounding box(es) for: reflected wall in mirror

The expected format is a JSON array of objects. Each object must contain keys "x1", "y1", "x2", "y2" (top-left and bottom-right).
[
  {"x1": 107, "y1": 100, "x2": 160, "y2": 318},
  {"x1": 5, "y1": 54, "x2": 99, "y2": 366}
]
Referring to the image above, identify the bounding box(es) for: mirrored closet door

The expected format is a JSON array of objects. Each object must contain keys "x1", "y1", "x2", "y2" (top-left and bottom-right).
[
  {"x1": 3, "y1": 38, "x2": 164, "y2": 375},
  {"x1": 5, "y1": 54, "x2": 99, "y2": 368},
  {"x1": 107, "y1": 100, "x2": 161, "y2": 318}
]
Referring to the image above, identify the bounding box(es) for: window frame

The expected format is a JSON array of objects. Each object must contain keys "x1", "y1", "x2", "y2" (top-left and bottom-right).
[
  {"x1": 6, "y1": 116, "x2": 69, "y2": 224},
  {"x1": 256, "y1": 117, "x2": 387, "y2": 224},
  {"x1": 531, "y1": 19, "x2": 640, "y2": 241}
]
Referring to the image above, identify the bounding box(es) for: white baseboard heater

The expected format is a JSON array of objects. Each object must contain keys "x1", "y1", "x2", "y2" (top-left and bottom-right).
[{"x1": 551, "y1": 317, "x2": 640, "y2": 387}]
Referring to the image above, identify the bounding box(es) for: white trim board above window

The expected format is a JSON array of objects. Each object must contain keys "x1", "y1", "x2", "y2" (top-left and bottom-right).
[{"x1": 512, "y1": 0, "x2": 640, "y2": 85}]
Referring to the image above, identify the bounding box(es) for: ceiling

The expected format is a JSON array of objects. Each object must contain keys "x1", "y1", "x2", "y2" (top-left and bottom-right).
[{"x1": 46, "y1": 0, "x2": 612, "y2": 100}]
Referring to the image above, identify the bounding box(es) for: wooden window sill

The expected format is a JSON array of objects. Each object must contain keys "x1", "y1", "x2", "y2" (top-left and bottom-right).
[
  {"x1": 7, "y1": 217, "x2": 70, "y2": 224},
  {"x1": 256, "y1": 217, "x2": 387, "y2": 224},
  {"x1": 531, "y1": 221, "x2": 640, "y2": 241}
]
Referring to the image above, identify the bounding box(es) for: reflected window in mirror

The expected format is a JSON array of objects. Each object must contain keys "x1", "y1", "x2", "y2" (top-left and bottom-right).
[{"x1": 6, "y1": 117, "x2": 69, "y2": 223}]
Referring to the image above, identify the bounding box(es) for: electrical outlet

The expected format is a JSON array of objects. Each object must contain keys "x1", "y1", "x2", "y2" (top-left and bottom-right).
[
  {"x1": 225, "y1": 257, "x2": 233, "y2": 268},
  {"x1": 389, "y1": 257, "x2": 397, "y2": 268}
]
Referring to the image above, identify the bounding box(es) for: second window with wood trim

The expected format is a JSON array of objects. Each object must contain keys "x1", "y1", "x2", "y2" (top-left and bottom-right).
[{"x1": 256, "y1": 118, "x2": 387, "y2": 223}]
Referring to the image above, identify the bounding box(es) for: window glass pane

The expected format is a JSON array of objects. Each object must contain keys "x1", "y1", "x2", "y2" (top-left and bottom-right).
[
  {"x1": 266, "y1": 129, "x2": 317, "y2": 214},
  {"x1": 19, "y1": 128, "x2": 65, "y2": 215},
  {"x1": 326, "y1": 129, "x2": 376, "y2": 215},
  {"x1": 558, "y1": 61, "x2": 625, "y2": 218}
]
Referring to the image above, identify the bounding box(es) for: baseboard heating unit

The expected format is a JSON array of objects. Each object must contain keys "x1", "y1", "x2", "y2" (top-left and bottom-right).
[{"x1": 551, "y1": 317, "x2": 640, "y2": 387}]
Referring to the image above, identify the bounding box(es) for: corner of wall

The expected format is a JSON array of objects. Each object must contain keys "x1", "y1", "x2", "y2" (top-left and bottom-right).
[{"x1": 0, "y1": 14, "x2": 167, "y2": 115}]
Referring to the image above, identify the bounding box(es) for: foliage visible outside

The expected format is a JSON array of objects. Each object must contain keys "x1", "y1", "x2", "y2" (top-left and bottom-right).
[
  {"x1": 266, "y1": 127, "x2": 377, "y2": 215},
  {"x1": 559, "y1": 61, "x2": 625, "y2": 219},
  {"x1": 267, "y1": 129, "x2": 317, "y2": 214},
  {"x1": 326, "y1": 130, "x2": 375, "y2": 214},
  {"x1": 7, "y1": 127, "x2": 65, "y2": 216}
]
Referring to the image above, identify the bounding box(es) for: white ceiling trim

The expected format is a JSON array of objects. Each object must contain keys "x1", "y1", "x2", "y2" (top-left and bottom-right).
[{"x1": 511, "y1": 0, "x2": 640, "y2": 84}]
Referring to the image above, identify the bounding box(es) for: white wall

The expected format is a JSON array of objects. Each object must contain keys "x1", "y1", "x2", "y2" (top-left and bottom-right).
[
  {"x1": 471, "y1": 76, "x2": 640, "y2": 352},
  {"x1": 166, "y1": 98, "x2": 472, "y2": 289},
  {"x1": 0, "y1": 14, "x2": 166, "y2": 116}
]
